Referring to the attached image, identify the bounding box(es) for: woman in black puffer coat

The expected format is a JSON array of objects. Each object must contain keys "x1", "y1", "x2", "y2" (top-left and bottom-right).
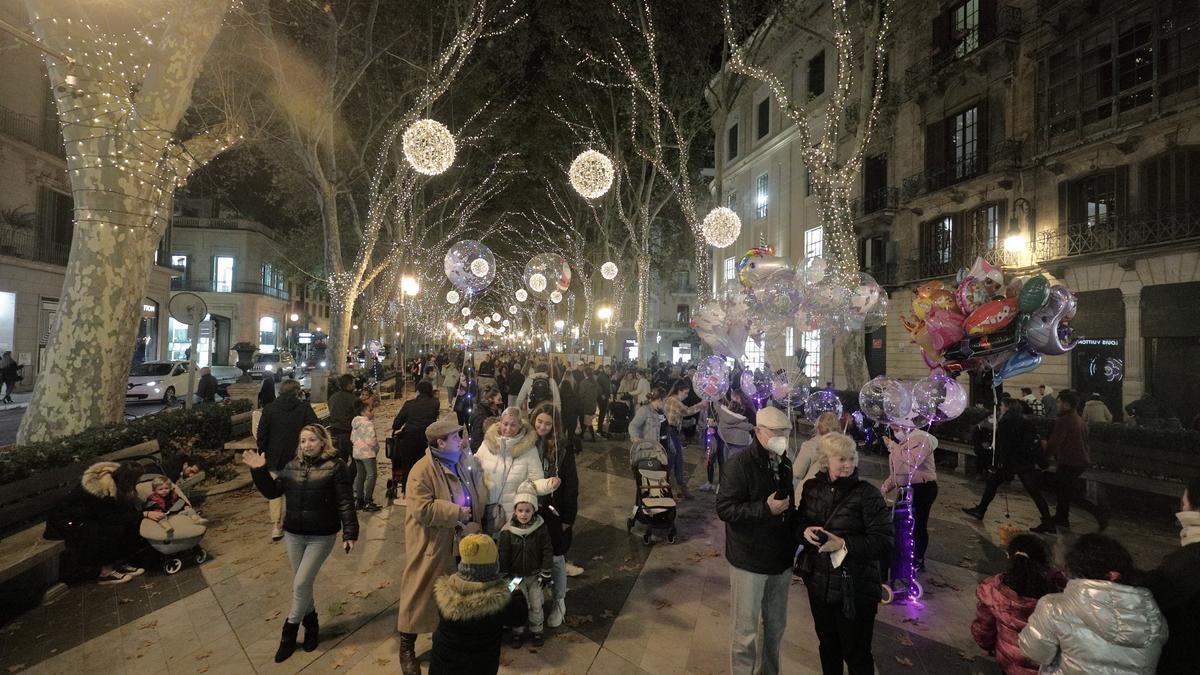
[
  {"x1": 245, "y1": 424, "x2": 358, "y2": 664},
  {"x1": 795, "y1": 432, "x2": 893, "y2": 675},
  {"x1": 391, "y1": 380, "x2": 442, "y2": 499}
]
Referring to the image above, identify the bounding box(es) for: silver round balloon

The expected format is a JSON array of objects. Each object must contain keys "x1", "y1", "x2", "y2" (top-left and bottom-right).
[
  {"x1": 444, "y1": 240, "x2": 496, "y2": 293},
  {"x1": 523, "y1": 253, "x2": 571, "y2": 298}
]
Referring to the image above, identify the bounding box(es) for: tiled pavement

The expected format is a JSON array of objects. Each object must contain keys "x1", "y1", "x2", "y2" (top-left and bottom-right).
[{"x1": 0, "y1": 395, "x2": 1182, "y2": 674}]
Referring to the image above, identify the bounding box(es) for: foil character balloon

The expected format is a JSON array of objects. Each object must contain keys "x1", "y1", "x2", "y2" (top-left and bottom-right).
[
  {"x1": 993, "y1": 350, "x2": 1043, "y2": 384},
  {"x1": 964, "y1": 297, "x2": 1019, "y2": 336},
  {"x1": 968, "y1": 257, "x2": 1005, "y2": 291},
  {"x1": 1021, "y1": 285, "x2": 1078, "y2": 355},
  {"x1": 1018, "y1": 275, "x2": 1051, "y2": 313},
  {"x1": 955, "y1": 276, "x2": 990, "y2": 315},
  {"x1": 925, "y1": 307, "x2": 967, "y2": 352},
  {"x1": 736, "y1": 245, "x2": 790, "y2": 289},
  {"x1": 943, "y1": 328, "x2": 1021, "y2": 362}
]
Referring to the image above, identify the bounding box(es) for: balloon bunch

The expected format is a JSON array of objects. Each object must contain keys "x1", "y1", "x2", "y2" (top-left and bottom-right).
[
  {"x1": 901, "y1": 257, "x2": 1079, "y2": 384},
  {"x1": 858, "y1": 373, "x2": 968, "y2": 428}
]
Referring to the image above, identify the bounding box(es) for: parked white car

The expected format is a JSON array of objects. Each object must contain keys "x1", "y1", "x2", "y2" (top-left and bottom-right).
[{"x1": 127, "y1": 362, "x2": 242, "y2": 404}]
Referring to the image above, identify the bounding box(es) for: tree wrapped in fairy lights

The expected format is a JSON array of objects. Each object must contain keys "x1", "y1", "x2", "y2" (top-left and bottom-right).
[
  {"x1": 723, "y1": 0, "x2": 894, "y2": 388},
  {"x1": 18, "y1": 0, "x2": 237, "y2": 443}
]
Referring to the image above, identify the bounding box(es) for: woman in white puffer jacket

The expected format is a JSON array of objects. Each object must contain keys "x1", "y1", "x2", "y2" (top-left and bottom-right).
[
  {"x1": 1019, "y1": 533, "x2": 1167, "y2": 675},
  {"x1": 474, "y1": 407, "x2": 559, "y2": 535}
]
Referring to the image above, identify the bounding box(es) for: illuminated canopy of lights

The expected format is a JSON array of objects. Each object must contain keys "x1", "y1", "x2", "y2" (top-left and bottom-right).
[
  {"x1": 528, "y1": 273, "x2": 547, "y2": 293},
  {"x1": 568, "y1": 150, "x2": 615, "y2": 199},
  {"x1": 403, "y1": 119, "x2": 456, "y2": 175},
  {"x1": 446, "y1": 290, "x2": 460, "y2": 304},
  {"x1": 470, "y1": 258, "x2": 490, "y2": 278},
  {"x1": 600, "y1": 261, "x2": 618, "y2": 280},
  {"x1": 515, "y1": 288, "x2": 528, "y2": 302},
  {"x1": 702, "y1": 207, "x2": 742, "y2": 248},
  {"x1": 550, "y1": 290, "x2": 563, "y2": 303}
]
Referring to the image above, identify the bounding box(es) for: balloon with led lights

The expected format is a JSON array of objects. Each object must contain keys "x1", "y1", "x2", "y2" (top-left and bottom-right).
[
  {"x1": 444, "y1": 240, "x2": 496, "y2": 293},
  {"x1": 746, "y1": 269, "x2": 802, "y2": 333},
  {"x1": 693, "y1": 356, "x2": 730, "y2": 402},
  {"x1": 769, "y1": 369, "x2": 810, "y2": 408},
  {"x1": 739, "y1": 368, "x2": 773, "y2": 403},
  {"x1": 569, "y1": 150, "x2": 615, "y2": 199},
  {"x1": 910, "y1": 374, "x2": 968, "y2": 423},
  {"x1": 600, "y1": 261, "x2": 618, "y2": 280},
  {"x1": 403, "y1": 119, "x2": 456, "y2": 175},
  {"x1": 804, "y1": 389, "x2": 844, "y2": 422},
  {"x1": 797, "y1": 256, "x2": 827, "y2": 285},
  {"x1": 524, "y1": 253, "x2": 571, "y2": 298},
  {"x1": 702, "y1": 207, "x2": 741, "y2": 248},
  {"x1": 858, "y1": 376, "x2": 912, "y2": 424}
]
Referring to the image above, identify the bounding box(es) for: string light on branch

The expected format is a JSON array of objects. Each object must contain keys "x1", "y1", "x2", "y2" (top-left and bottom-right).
[
  {"x1": 568, "y1": 150, "x2": 614, "y2": 199},
  {"x1": 600, "y1": 261, "x2": 618, "y2": 280},
  {"x1": 446, "y1": 290, "x2": 460, "y2": 304},
  {"x1": 403, "y1": 119, "x2": 456, "y2": 175},
  {"x1": 516, "y1": 288, "x2": 528, "y2": 302},
  {"x1": 702, "y1": 207, "x2": 742, "y2": 248}
]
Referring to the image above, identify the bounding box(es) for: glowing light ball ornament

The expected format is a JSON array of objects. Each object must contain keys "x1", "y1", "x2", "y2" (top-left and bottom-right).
[
  {"x1": 491, "y1": 312, "x2": 501, "y2": 322},
  {"x1": 403, "y1": 119, "x2": 456, "y2": 175},
  {"x1": 702, "y1": 207, "x2": 742, "y2": 248},
  {"x1": 508, "y1": 305, "x2": 518, "y2": 314},
  {"x1": 444, "y1": 240, "x2": 496, "y2": 293},
  {"x1": 515, "y1": 289, "x2": 528, "y2": 302},
  {"x1": 568, "y1": 150, "x2": 615, "y2": 199},
  {"x1": 446, "y1": 290, "x2": 460, "y2": 304},
  {"x1": 461, "y1": 307, "x2": 471, "y2": 317},
  {"x1": 524, "y1": 253, "x2": 571, "y2": 298},
  {"x1": 693, "y1": 356, "x2": 730, "y2": 402},
  {"x1": 550, "y1": 290, "x2": 563, "y2": 304},
  {"x1": 805, "y1": 389, "x2": 844, "y2": 422},
  {"x1": 600, "y1": 261, "x2": 618, "y2": 280}
]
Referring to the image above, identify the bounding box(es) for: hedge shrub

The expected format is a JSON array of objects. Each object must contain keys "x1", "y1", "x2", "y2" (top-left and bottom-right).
[{"x1": 0, "y1": 400, "x2": 252, "y2": 485}]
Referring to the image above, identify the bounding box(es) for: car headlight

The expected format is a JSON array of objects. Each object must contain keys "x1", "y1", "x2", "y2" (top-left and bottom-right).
[
  {"x1": 319, "y1": 361, "x2": 327, "y2": 368},
  {"x1": 264, "y1": 365, "x2": 274, "y2": 371},
  {"x1": 144, "y1": 381, "x2": 157, "y2": 387}
]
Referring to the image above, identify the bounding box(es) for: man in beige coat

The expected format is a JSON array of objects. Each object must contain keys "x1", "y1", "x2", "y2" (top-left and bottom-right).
[{"x1": 397, "y1": 417, "x2": 485, "y2": 675}]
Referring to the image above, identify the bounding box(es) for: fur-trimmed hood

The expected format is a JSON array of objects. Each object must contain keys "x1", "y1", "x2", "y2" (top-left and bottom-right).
[
  {"x1": 81, "y1": 461, "x2": 122, "y2": 499},
  {"x1": 434, "y1": 573, "x2": 512, "y2": 622},
  {"x1": 483, "y1": 420, "x2": 536, "y2": 459}
]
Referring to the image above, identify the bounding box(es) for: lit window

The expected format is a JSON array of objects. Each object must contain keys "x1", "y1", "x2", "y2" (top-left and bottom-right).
[
  {"x1": 723, "y1": 256, "x2": 736, "y2": 281},
  {"x1": 953, "y1": 0, "x2": 980, "y2": 57},
  {"x1": 804, "y1": 227, "x2": 824, "y2": 258},
  {"x1": 214, "y1": 256, "x2": 235, "y2": 293},
  {"x1": 727, "y1": 191, "x2": 737, "y2": 213},
  {"x1": 951, "y1": 106, "x2": 979, "y2": 179},
  {"x1": 743, "y1": 337, "x2": 765, "y2": 371},
  {"x1": 801, "y1": 330, "x2": 821, "y2": 379},
  {"x1": 755, "y1": 173, "x2": 769, "y2": 219},
  {"x1": 727, "y1": 123, "x2": 739, "y2": 161}
]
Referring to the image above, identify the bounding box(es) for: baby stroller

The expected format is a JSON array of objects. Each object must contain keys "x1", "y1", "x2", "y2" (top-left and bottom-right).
[
  {"x1": 626, "y1": 441, "x2": 677, "y2": 544},
  {"x1": 879, "y1": 485, "x2": 923, "y2": 604},
  {"x1": 608, "y1": 394, "x2": 633, "y2": 437},
  {"x1": 135, "y1": 473, "x2": 209, "y2": 574}
]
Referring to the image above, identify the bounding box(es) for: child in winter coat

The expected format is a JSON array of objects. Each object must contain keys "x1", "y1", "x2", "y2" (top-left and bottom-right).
[
  {"x1": 350, "y1": 395, "x2": 381, "y2": 512},
  {"x1": 430, "y1": 534, "x2": 525, "y2": 675},
  {"x1": 496, "y1": 481, "x2": 554, "y2": 648},
  {"x1": 143, "y1": 476, "x2": 207, "y2": 525},
  {"x1": 970, "y1": 534, "x2": 1066, "y2": 675},
  {"x1": 1018, "y1": 533, "x2": 1167, "y2": 675}
]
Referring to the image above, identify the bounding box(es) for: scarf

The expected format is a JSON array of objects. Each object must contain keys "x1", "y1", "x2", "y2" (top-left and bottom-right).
[
  {"x1": 430, "y1": 446, "x2": 462, "y2": 467},
  {"x1": 1179, "y1": 510, "x2": 1200, "y2": 547}
]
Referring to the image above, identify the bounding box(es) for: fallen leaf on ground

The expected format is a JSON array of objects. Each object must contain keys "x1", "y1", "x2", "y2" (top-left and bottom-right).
[
  {"x1": 376, "y1": 580, "x2": 393, "y2": 589},
  {"x1": 264, "y1": 610, "x2": 281, "y2": 621},
  {"x1": 193, "y1": 651, "x2": 211, "y2": 661},
  {"x1": 592, "y1": 555, "x2": 604, "y2": 561},
  {"x1": 328, "y1": 601, "x2": 347, "y2": 617},
  {"x1": 926, "y1": 577, "x2": 960, "y2": 591},
  {"x1": 600, "y1": 575, "x2": 611, "y2": 582},
  {"x1": 559, "y1": 632, "x2": 589, "y2": 643},
  {"x1": 894, "y1": 656, "x2": 914, "y2": 667},
  {"x1": 118, "y1": 598, "x2": 134, "y2": 604},
  {"x1": 138, "y1": 620, "x2": 157, "y2": 630},
  {"x1": 617, "y1": 564, "x2": 638, "y2": 572},
  {"x1": 374, "y1": 658, "x2": 391, "y2": 666},
  {"x1": 563, "y1": 614, "x2": 594, "y2": 627},
  {"x1": 897, "y1": 633, "x2": 914, "y2": 646},
  {"x1": 652, "y1": 599, "x2": 672, "y2": 609}
]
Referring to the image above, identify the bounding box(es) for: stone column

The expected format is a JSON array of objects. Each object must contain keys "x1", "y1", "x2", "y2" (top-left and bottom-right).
[{"x1": 1121, "y1": 290, "x2": 1144, "y2": 409}]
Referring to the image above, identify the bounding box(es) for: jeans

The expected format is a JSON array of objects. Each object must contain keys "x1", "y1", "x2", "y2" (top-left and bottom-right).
[
  {"x1": 353, "y1": 457, "x2": 377, "y2": 504},
  {"x1": 446, "y1": 387, "x2": 456, "y2": 404},
  {"x1": 807, "y1": 586, "x2": 879, "y2": 675},
  {"x1": 910, "y1": 481, "x2": 938, "y2": 564},
  {"x1": 978, "y1": 468, "x2": 1052, "y2": 520},
  {"x1": 666, "y1": 426, "x2": 686, "y2": 486},
  {"x1": 551, "y1": 554, "x2": 567, "y2": 602},
  {"x1": 729, "y1": 566, "x2": 790, "y2": 675},
  {"x1": 514, "y1": 577, "x2": 546, "y2": 633},
  {"x1": 1054, "y1": 465, "x2": 1087, "y2": 524},
  {"x1": 283, "y1": 532, "x2": 336, "y2": 623}
]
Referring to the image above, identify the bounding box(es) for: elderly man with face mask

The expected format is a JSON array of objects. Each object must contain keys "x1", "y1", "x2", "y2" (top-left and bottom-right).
[{"x1": 715, "y1": 406, "x2": 796, "y2": 675}]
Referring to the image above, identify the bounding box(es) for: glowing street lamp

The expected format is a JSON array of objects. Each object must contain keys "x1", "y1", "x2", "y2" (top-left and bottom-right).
[
  {"x1": 596, "y1": 306, "x2": 613, "y2": 321},
  {"x1": 400, "y1": 276, "x2": 420, "y2": 296}
]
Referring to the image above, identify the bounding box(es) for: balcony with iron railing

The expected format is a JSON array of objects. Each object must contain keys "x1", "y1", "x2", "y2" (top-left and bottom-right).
[
  {"x1": 853, "y1": 187, "x2": 900, "y2": 220},
  {"x1": 862, "y1": 262, "x2": 900, "y2": 287},
  {"x1": 904, "y1": 6, "x2": 1022, "y2": 98},
  {"x1": 171, "y1": 278, "x2": 290, "y2": 300},
  {"x1": 0, "y1": 227, "x2": 71, "y2": 266},
  {"x1": 1032, "y1": 210, "x2": 1200, "y2": 262},
  {"x1": 901, "y1": 140, "x2": 1022, "y2": 202},
  {"x1": 902, "y1": 239, "x2": 1018, "y2": 284},
  {"x1": 0, "y1": 104, "x2": 65, "y2": 158}
]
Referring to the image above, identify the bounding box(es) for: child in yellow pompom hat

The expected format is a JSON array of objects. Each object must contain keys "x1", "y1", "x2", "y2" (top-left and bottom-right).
[{"x1": 430, "y1": 534, "x2": 525, "y2": 674}]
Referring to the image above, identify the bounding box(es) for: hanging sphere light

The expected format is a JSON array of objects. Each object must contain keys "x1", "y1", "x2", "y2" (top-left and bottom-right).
[
  {"x1": 528, "y1": 273, "x2": 547, "y2": 293},
  {"x1": 515, "y1": 288, "x2": 528, "y2": 302},
  {"x1": 446, "y1": 290, "x2": 460, "y2": 304},
  {"x1": 491, "y1": 312, "x2": 501, "y2": 322},
  {"x1": 568, "y1": 149, "x2": 615, "y2": 199},
  {"x1": 508, "y1": 304, "x2": 518, "y2": 314},
  {"x1": 484, "y1": 316, "x2": 492, "y2": 325},
  {"x1": 502, "y1": 319, "x2": 510, "y2": 327},
  {"x1": 461, "y1": 307, "x2": 471, "y2": 317},
  {"x1": 402, "y1": 119, "x2": 456, "y2": 175},
  {"x1": 550, "y1": 290, "x2": 563, "y2": 304},
  {"x1": 702, "y1": 206, "x2": 742, "y2": 248},
  {"x1": 470, "y1": 258, "x2": 490, "y2": 278},
  {"x1": 600, "y1": 261, "x2": 618, "y2": 280}
]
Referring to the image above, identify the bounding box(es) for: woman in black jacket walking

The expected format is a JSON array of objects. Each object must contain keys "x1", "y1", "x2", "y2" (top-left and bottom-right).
[
  {"x1": 390, "y1": 380, "x2": 441, "y2": 499},
  {"x1": 795, "y1": 432, "x2": 893, "y2": 675},
  {"x1": 256, "y1": 379, "x2": 319, "y2": 540},
  {"x1": 244, "y1": 424, "x2": 358, "y2": 663}
]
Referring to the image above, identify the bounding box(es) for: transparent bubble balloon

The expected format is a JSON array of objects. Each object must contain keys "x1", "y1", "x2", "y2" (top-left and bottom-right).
[
  {"x1": 863, "y1": 293, "x2": 889, "y2": 332},
  {"x1": 858, "y1": 376, "x2": 912, "y2": 424},
  {"x1": 769, "y1": 369, "x2": 810, "y2": 408},
  {"x1": 739, "y1": 368, "x2": 773, "y2": 403},
  {"x1": 524, "y1": 253, "x2": 571, "y2": 298},
  {"x1": 797, "y1": 256, "x2": 827, "y2": 286},
  {"x1": 849, "y1": 272, "x2": 884, "y2": 318},
  {"x1": 693, "y1": 356, "x2": 730, "y2": 402},
  {"x1": 804, "y1": 389, "x2": 844, "y2": 422},
  {"x1": 911, "y1": 374, "x2": 968, "y2": 423},
  {"x1": 444, "y1": 240, "x2": 496, "y2": 293},
  {"x1": 746, "y1": 269, "x2": 803, "y2": 334}
]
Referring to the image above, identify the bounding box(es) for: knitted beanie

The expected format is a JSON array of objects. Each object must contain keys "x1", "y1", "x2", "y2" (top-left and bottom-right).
[
  {"x1": 513, "y1": 479, "x2": 539, "y2": 511},
  {"x1": 457, "y1": 534, "x2": 499, "y2": 582}
]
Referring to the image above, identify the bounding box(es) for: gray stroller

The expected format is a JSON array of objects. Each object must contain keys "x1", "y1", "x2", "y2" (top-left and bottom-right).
[
  {"x1": 136, "y1": 474, "x2": 209, "y2": 574},
  {"x1": 626, "y1": 441, "x2": 678, "y2": 544}
]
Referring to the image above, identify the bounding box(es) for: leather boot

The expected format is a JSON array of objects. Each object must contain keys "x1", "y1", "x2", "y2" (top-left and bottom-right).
[
  {"x1": 274, "y1": 620, "x2": 300, "y2": 663},
  {"x1": 301, "y1": 611, "x2": 319, "y2": 652},
  {"x1": 398, "y1": 632, "x2": 420, "y2": 675}
]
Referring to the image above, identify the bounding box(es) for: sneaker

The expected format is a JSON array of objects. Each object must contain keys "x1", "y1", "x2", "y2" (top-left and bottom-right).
[
  {"x1": 546, "y1": 600, "x2": 565, "y2": 628},
  {"x1": 698, "y1": 482, "x2": 715, "y2": 492},
  {"x1": 272, "y1": 524, "x2": 284, "y2": 541},
  {"x1": 530, "y1": 633, "x2": 545, "y2": 647},
  {"x1": 362, "y1": 502, "x2": 382, "y2": 512},
  {"x1": 115, "y1": 563, "x2": 144, "y2": 577},
  {"x1": 97, "y1": 570, "x2": 130, "y2": 585},
  {"x1": 564, "y1": 561, "x2": 584, "y2": 577},
  {"x1": 961, "y1": 507, "x2": 985, "y2": 521}
]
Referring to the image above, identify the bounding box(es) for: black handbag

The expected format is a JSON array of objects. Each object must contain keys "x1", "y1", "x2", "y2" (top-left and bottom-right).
[{"x1": 385, "y1": 436, "x2": 395, "y2": 460}]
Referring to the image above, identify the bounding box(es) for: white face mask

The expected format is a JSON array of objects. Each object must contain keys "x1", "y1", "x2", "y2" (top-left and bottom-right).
[{"x1": 766, "y1": 436, "x2": 788, "y2": 455}]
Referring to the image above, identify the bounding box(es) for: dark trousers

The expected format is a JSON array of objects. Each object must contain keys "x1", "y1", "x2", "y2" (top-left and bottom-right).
[
  {"x1": 807, "y1": 588, "x2": 878, "y2": 675},
  {"x1": 978, "y1": 468, "x2": 1052, "y2": 520},
  {"x1": 597, "y1": 397, "x2": 609, "y2": 433},
  {"x1": 1054, "y1": 465, "x2": 1087, "y2": 524},
  {"x1": 707, "y1": 434, "x2": 726, "y2": 484},
  {"x1": 910, "y1": 482, "x2": 938, "y2": 564},
  {"x1": 331, "y1": 430, "x2": 357, "y2": 480}
]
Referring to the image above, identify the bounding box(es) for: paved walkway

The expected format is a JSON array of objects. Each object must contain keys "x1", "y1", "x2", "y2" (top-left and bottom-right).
[{"x1": 0, "y1": 397, "x2": 1181, "y2": 674}]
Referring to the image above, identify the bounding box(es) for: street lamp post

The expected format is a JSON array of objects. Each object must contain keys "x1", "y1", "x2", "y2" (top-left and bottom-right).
[
  {"x1": 398, "y1": 275, "x2": 420, "y2": 375},
  {"x1": 288, "y1": 313, "x2": 300, "y2": 359}
]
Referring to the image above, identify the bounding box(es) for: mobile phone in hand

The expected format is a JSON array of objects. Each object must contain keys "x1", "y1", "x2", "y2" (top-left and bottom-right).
[
  {"x1": 814, "y1": 530, "x2": 829, "y2": 545},
  {"x1": 507, "y1": 576, "x2": 523, "y2": 593}
]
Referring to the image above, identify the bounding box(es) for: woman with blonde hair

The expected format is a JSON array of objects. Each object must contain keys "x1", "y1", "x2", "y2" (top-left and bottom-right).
[
  {"x1": 475, "y1": 407, "x2": 560, "y2": 535},
  {"x1": 792, "y1": 412, "x2": 841, "y2": 493},
  {"x1": 244, "y1": 424, "x2": 358, "y2": 663}
]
